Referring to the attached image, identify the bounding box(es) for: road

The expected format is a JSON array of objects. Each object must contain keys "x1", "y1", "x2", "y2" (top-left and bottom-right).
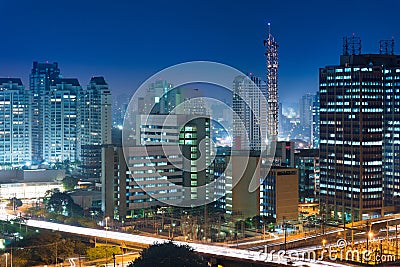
[{"x1": 0, "y1": 211, "x2": 353, "y2": 267}]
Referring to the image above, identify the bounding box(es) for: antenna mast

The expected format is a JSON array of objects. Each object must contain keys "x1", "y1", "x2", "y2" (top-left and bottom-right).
[{"x1": 264, "y1": 22, "x2": 279, "y2": 137}]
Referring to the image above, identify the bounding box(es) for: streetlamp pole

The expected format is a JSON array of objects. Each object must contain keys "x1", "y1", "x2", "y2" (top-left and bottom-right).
[
  {"x1": 395, "y1": 224, "x2": 399, "y2": 258},
  {"x1": 105, "y1": 217, "x2": 109, "y2": 266},
  {"x1": 55, "y1": 241, "x2": 58, "y2": 267},
  {"x1": 283, "y1": 216, "x2": 287, "y2": 254},
  {"x1": 366, "y1": 221, "x2": 369, "y2": 253},
  {"x1": 121, "y1": 247, "x2": 124, "y2": 267},
  {"x1": 366, "y1": 221, "x2": 369, "y2": 254}
]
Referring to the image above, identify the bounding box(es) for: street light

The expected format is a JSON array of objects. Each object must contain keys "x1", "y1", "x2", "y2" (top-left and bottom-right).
[
  {"x1": 172, "y1": 222, "x2": 176, "y2": 239},
  {"x1": 368, "y1": 231, "x2": 374, "y2": 239},
  {"x1": 105, "y1": 217, "x2": 110, "y2": 266},
  {"x1": 367, "y1": 231, "x2": 374, "y2": 254},
  {"x1": 283, "y1": 216, "x2": 287, "y2": 254}
]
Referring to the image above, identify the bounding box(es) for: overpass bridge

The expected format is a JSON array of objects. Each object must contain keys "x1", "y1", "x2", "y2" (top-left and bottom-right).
[{"x1": 0, "y1": 213, "x2": 349, "y2": 267}]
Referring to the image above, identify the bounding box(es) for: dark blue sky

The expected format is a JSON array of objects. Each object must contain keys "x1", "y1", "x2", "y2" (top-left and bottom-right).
[{"x1": 1, "y1": 0, "x2": 399, "y2": 103}]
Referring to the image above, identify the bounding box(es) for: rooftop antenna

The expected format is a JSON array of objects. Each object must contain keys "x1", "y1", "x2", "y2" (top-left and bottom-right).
[
  {"x1": 264, "y1": 22, "x2": 278, "y2": 137},
  {"x1": 343, "y1": 34, "x2": 362, "y2": 55},
  {"x1": 380, "y1": 38, "x2": 395, "y2": 55}
]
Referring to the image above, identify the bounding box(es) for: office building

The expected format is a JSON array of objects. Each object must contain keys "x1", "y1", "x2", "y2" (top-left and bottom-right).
[
  {"x1": 226, "y1": 152, "x2": 261, "y2": 219},
  {"x1": 30, "y1": 62, "x2": 61, "y2": 163},
  {"x1": 311, "y1": 92, "x2": 320, "y2": 149},
  {"x1": 0, "y1": 78, "x2": 31, "y2": 166},
  {"x1": 212, "y1": 147, "x2": 231, "y2": 211},
  {"x1": 103, "y1": 115, "x2": 212, "y2": 219},
  {"x1": 137, "y1": 114, "x2": 213, "y2": 205},
  {"x1": 102, "y1": 145, "x2": 126, "y2": 219},
  {"x1": 319, "y1": 37, "x2": 400, "y2": 221},
  {"x1": 137, "y1": 80, "x2": 210, "y2": 116},
  {"x1": 294, "y1": 149, "x2": 319, "y2": 203},
  {"x1": 232, "y1": 74, "x2": 267, "y2": 151},
  {"x1": 274, "y1": 141, "x2": 294, "y2": 167},
  {"x1": 102, "y1": 144, "x2": 182, "y2": 220},
  {"x1": 278, "y1": 102, "x2": 283, "y2": 135},
  {"x1": 299, "y1": 93, "x2": 313, "y2": 128},
  {"x1": 260, "y1": 167, "x2": 298, "y2": 223},
  {"x1": 137, "y1": 80, "x2": 173, "y2": 115},
  {"x1": 80, "y1": 77, "x2": 112, "y2": 178}
]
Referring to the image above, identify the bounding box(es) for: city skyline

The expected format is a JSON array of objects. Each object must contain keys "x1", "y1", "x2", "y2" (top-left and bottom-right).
[
  {"x1": 2, "y1": 0, "x2": 400, "y2": 103},
  {"x1": 2, "y1": 2, "x2": 400, "y2": 264}
]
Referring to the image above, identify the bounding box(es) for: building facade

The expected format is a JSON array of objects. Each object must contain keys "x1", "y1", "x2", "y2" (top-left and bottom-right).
[
  {"x1": 232, "y1": 74, "x2": 267, "y2": 151},
  {"x1": 80, "y1": 77, "x2": 112, "y2": 178},
  {"x1": 299, "y1": 93, "x2": 313, "y2": 128},
  {"x1": 137, "y1": 114, "x2": 213, "y2": 205},
  {"x1": 226, "y1": 153, "x2": 261, "y2": 219},
  {"x1": 311, "y1": 92, "x2": 320, "y2": 149},
  {"x1": 0, "y1": 78, "x2": 31, "y2": 166},
  {"x1": 30, "y1": 62, "x2": 61, "y2": 163},
  {"x1": 43, "y1": 78, "x2": 81, "y2": 163},
  {"x1": 274, "y1": 141, "x2": 294, "y2": 167},
  {"x1": 260, "y1": 167, "x2": 298, "y2": 223},
  {"x1": 294, "y1": 149, "x2": 319, "y2": 203},
  {"x1": 319, "y1": 51, "x2": 400, "y2": 221}
]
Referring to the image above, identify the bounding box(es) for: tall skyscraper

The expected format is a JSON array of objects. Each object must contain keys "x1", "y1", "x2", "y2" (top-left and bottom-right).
[
  {"x1": 137, "y1": 80, "x2": 173, "y2": 115},
  {"x1": 319, "y1": 36, "x2": 400, "y2": 221},
  {"x1": 0, "y1": 78, "x2": 31, "y2": 166},
  {"x1": 299, "y1": 93, "x2": 313, "y2": 128},
  {"x1": 382, "y1": 58, "x2": 400, "y2": 209},
  {"x1": 138, "y1": 81, "x2": 209, "y2": 116},
  {"x1": 264, "y1": 23, "x2": 279, "y2": 138},
  {"x1": 80, "y1": 77, "x2": 112, "y2": 178},
  {"x1": 311, "y1": 92, "x2": 320, "y2": 148},
  {"x1": 232, "y1": 74, "x2": 267, "y2": 151},
  {"x1": 43, "y1": 78, "x2": 81, "y2": 163},
  {"x1": 29, "y1": 62, "x2": 61, "y2": 163},
  {"x1": 278, "y1": 102, "x2": 283, "y2": 135}
]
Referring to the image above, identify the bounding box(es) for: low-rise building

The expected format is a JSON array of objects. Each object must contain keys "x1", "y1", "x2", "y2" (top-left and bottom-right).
[{"x1": 260, "y1": 167, "x2": 299, "y2": 223}]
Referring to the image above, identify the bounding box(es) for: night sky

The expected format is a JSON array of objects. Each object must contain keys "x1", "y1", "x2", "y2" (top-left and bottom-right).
[{"x1": 1, "y1": 0, "x2": 399, "y2": 103}]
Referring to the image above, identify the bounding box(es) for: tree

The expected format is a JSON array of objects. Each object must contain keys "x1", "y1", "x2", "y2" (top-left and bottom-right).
[
  {"x1": 11, "y1": 232, "x2": 88, "y2": 266},
  {"x1": 62, "y1": 176, "x2": 78, "y2": 191},
  {"x1": 45, "y1": 190, "x2": 83, "y2": 216},
  {"x1": 128, "y1": 241, "x2": 208, "y2": 267},
  {"x1": 86, "y1": 246, "x2": 121, "y2": 261}
]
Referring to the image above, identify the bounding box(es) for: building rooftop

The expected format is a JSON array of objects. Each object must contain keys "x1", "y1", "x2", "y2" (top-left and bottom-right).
[
  {"x1": 52, "y1": 78, "x2": 80, "y2": 86},
  {"x1": 339, "y1": 54, "x2": 400, "y2": 67},
  {"x1": 295, "y1": 148, "x2": 319, "y2": 157},
  {"x1": 90, "y1": 76, "x2": 107, "y2": 85},
  {"x1": 0, "y1": 78, "x2": 23, "y2": 86}
]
